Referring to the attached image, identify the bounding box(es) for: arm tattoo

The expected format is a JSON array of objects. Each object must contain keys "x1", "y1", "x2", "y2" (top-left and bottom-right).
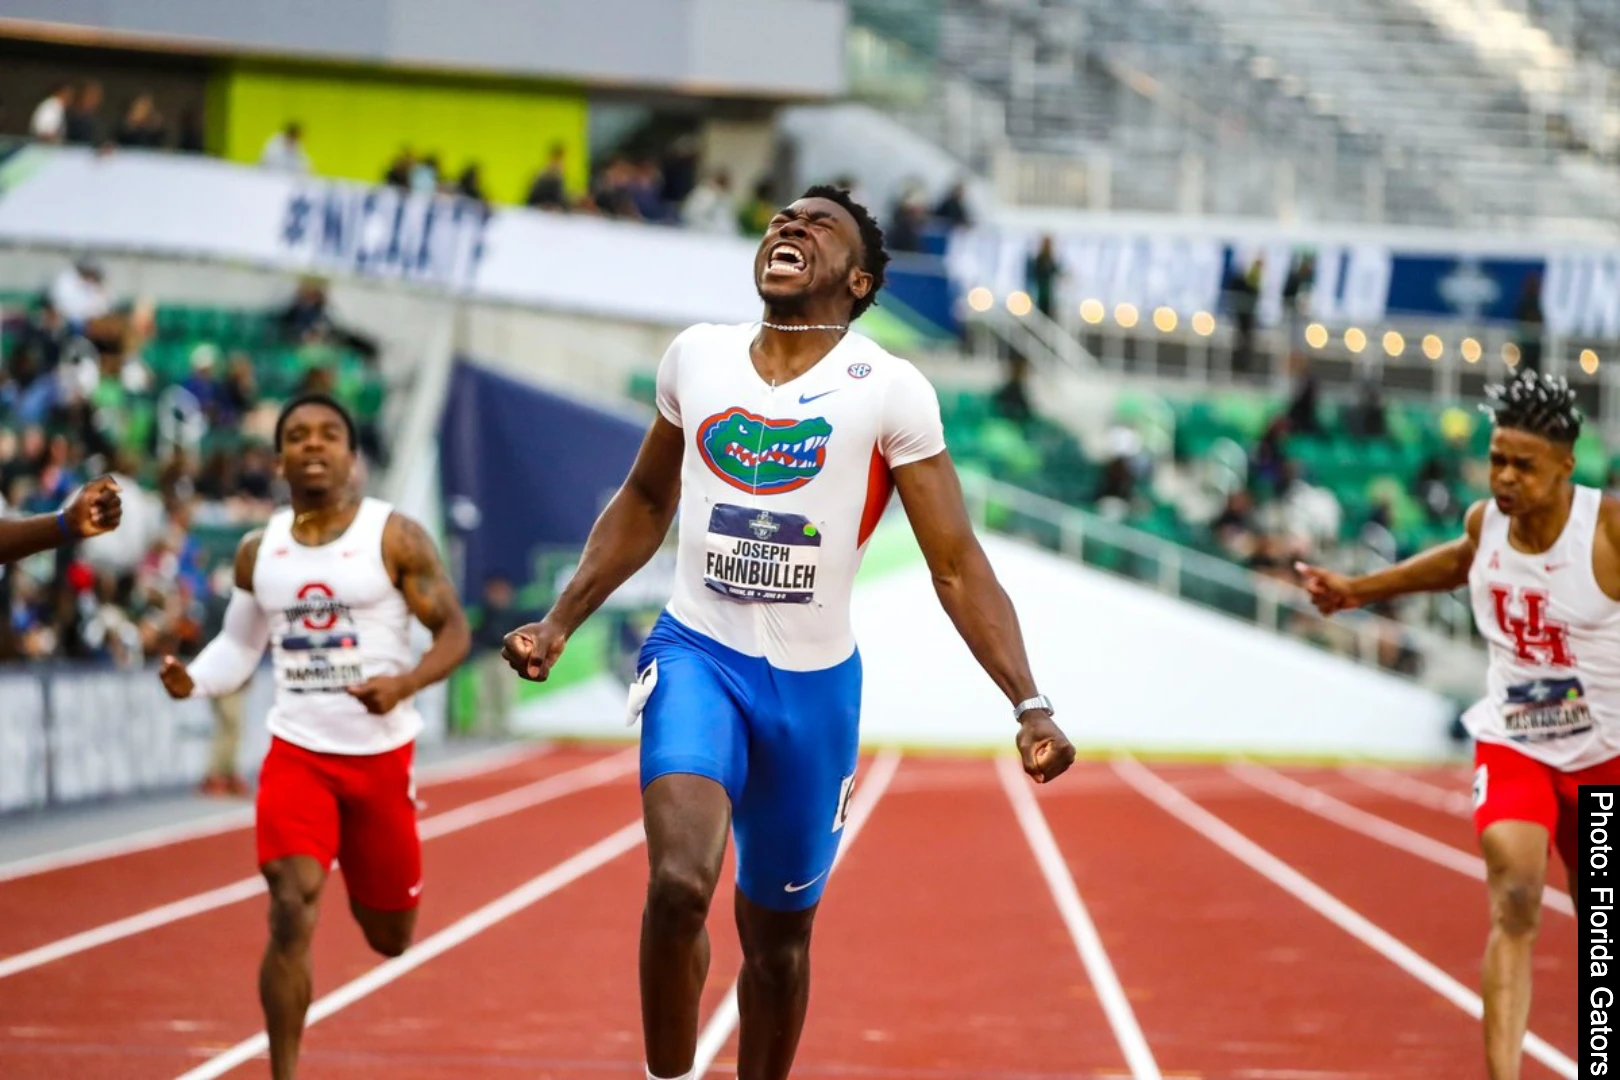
[{"x1": 391, "y1": 517, "x2": 461, "y2": 632}]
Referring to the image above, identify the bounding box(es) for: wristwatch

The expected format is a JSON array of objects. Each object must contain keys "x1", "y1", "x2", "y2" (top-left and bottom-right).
[{"x1": 1013, "y1": 694, "x2": 1054, "y2": 721}]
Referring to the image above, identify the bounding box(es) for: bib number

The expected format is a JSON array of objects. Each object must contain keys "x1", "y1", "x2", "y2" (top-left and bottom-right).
[
  {"x1": 703, "y1": 504, "x2": 821, "y2": 605},
  {"x1": 1503, "y1": 677, "x2": 1594, "y2": 742},
  {"x1": 275, "y1": 631, "x2": 365, "y2": 694}
]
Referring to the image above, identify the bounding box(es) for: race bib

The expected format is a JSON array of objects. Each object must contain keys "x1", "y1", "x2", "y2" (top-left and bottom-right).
[
  {"x1": 703, "y1": 504, "x2": 821, "y2": 604},
  {"x1": 1503, "y1": 677, "x2": 1594, "y2": 742},
  {"x1": 274, "y1": 630, "x2": 366, "y2": 694}
]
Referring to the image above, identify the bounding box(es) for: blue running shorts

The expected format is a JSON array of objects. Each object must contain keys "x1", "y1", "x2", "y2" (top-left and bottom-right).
[{"x1": 633, "y1": 611, "x2": 862, "y2": 911}]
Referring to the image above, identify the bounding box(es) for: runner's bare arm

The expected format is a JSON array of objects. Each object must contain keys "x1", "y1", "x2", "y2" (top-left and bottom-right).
[
  {"x1": 539, "y1": 416, "x2": 684, "y2": 637},
  {"x1": 503, "y1": 416, "x2": 683, "y2": 681},
  {"x1": 0, "y1": 475, "x2": 122, "y2": 565},
  {"x1": 1297, "y1": 500, "x2": 1484, "y2": 615},
  {"x1": 374, "y1": 514, "x2": 471, "y2": 707},
  {"x1": 161, "y1": 530, "x2": 268, "y2": 700},
  {"x1": 892, "y1": 451, "x2": 1075, "y2": 782}
]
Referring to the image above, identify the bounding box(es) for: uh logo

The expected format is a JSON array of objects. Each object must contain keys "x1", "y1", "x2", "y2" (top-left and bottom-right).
[{"x1": 1490, "y1": 585, "x2": 1575, "y2": 667}]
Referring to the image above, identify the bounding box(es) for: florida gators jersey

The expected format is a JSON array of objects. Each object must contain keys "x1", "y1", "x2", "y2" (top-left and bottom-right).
[{"x1": 654, "y1": 323, "x2": 945, "y2": 671}]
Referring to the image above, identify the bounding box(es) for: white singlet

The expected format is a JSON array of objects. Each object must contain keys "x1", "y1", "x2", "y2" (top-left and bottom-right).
[
  {"x1": 253, "y1": 497, "x2": 422, "y2": 755},
  {"x1": 656, "y1": 323, "x2": 946, "y2": 671},
  {"x1": 1465, "y1": 485, "x2": 1620, "y2": 770}
]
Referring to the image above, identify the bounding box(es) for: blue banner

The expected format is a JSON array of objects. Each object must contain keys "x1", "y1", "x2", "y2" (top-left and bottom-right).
[
  {"x1": 438, "y1": 360, "x2": 645, "y2": 598},
  {"x1": 948, "y1": 229, "x2": 1620, "y2": 338}
]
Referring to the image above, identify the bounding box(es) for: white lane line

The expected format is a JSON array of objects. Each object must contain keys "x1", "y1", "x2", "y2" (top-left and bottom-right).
[
  {"x1": 1231, "y1": 763, "x2": 1573, "y2": 917},
  {"x1": 0, "y1": 741, "x2": 552, "y2": 883},
  {"x1": 0, "y1": 749, "x2": 637, "y2": 981},
  {"x1": 173, "y1": 819, "x2": 646, "y2": 1080},
  {"x1": 997, "y1": 754, "x2": 1163, "y2": 1080},
  {"x1": 1114, "y1": 757, "x2": 1575, "y2": 1080},
  {"x1": 692, "y1": 749, "x2": 904, "y2": 1078},
  {"x1": 1339, "y1": 765, "x2": 1473, "y2": 819}
]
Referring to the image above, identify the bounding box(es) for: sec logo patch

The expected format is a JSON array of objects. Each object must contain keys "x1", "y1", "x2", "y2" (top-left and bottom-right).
[{"x1": 847, "y1": 363, "x2": 872, "y2": 379}]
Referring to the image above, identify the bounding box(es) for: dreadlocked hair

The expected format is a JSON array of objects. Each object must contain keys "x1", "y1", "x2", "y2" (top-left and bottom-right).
[
  {"x1": 800, "y1": 183, "x2": 889, "y2": 320},
  {"x1": 1480, "y1": 369, "x2": 1583, "y2": 444}
]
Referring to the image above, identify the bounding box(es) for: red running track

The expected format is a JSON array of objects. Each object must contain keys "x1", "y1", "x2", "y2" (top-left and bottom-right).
[{"x1": 0, "y1": 746, "x2": 1581, "y2": 1079}]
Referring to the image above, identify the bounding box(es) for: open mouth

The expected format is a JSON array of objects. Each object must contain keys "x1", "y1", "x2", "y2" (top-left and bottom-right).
[{"x1": 765, "y1": 243, "x2": 808, "y2": 276}]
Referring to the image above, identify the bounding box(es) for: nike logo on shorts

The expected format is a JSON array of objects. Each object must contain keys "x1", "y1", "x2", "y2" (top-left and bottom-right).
[
  {"x1": 783, "y1": 870, "x2": 828, "y2": 894},
  {"x1": 408, "y1": 880, "x2": 424, "y2": 898}
]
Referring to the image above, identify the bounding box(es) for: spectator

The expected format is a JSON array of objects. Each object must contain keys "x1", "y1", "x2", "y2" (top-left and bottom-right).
[
  {"x1": 887, "y1": 184, "x2": 929, "y2": 253},
  {"x1": 49, "y1": 260, "x2": 111, "y2": 331},
  {"x1": 682, "y1": 169, "x2": 739, "y2": 235},
  {"x1": 526, "y1": 145, "x2": 570, "y2": 211},
  {"x1": 1225, "y1": 257, "x2": 1263, "y2": 372},
  {"x1": 659, "y1": 136, "x2": 700, "y2": 207},
  {"x1": 456, "y1": 163, "x2": 487, "y2": 204},
  {"x1": 1026, "y1": 236, "x2": 1062, "y2": 319},
  {"x1": 30, "y1": 84, "x2": 72, "y2": 143},
  {"x1": 1283, "y1": 354, "x2": 1323, "y2": 436},
  {"x1": 592, "y1": 156, "x2": 641, "y2": 220},
  {"x1": 1343, "y1": 377, "x2": 1387, "y2": 439},
  {"x1": 64, "y1": 81, "x2": 104, "y2": 146},
  {"x1": 115, "y1": 94, "x2": 166, "y2": 149},
  {"x1": 181, "y1": 345, "x2": 229, "y2": 425},
  {"x1": 1251, "y1": 415, "x2": 1291, "y2": 494},
  {"x1": 383, "y1": 149, "x2": 415, "y2": 189},
  {"x1": 410, "y1": 153, "x2": 440, "y2": 195},
  {"x1": 1282, "y1": 252, "x2": 1315, "y2": 359},
  {"x1": 1211, "y1": 489, "x2": 1258, "y2": 558},
  {"x1": 629, "y1": 159, "x2": 669, "y2": 222},
  {"x1": 260, "y1": 122, "x2": 311, "y2": 173},
  {"x1": 991, "y1": 353, "x2": 1034, "y2": 425},
  {"x1": 933, "y1": 180, "x2": 973, "y2": 229}
]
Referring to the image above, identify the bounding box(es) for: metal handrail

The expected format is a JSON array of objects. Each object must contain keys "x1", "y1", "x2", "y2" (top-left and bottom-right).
[{"x1": 958, "y1": 470, "x2": 1486, "y2": 696}]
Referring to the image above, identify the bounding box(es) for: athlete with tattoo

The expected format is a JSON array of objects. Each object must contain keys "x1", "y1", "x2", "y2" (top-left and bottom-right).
[{"x1": 158, "y1": 392, "x2": 470, "y2": 1080}]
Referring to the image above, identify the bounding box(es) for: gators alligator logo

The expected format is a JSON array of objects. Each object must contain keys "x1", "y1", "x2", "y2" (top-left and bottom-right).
[{"x1": 697, "y1": 408, "x2": 833, "y2": 495}]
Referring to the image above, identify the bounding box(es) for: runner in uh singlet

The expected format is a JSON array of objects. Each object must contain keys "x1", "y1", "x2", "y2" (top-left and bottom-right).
[
  {"x1": 1467, "y1": 482, "x2": 1620, "y2": 870},
  {"x1": 501, "y1": 186, "x2": 1075, "y2": 1080},
  {"x1": 1298, "y1": 370, "x2": 1620, "y2": 1079},
  {"x1": 160, "y1": 393, "x2": 468, "y2": 1080}
]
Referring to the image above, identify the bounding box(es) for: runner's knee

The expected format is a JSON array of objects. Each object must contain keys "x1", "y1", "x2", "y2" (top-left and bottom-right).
[
  {"x1": 646, "y1": 859, "x2": 718, "y2": 935},
  {"x1": 1492, "y1": 876, "x2": 1544, "y2": 937},
  {"x1": 263, "y1": 865, "x2": 321, "y2": 948},
  {"x1": 742, "y1": 925, "x2": 812, "y2": 989}
]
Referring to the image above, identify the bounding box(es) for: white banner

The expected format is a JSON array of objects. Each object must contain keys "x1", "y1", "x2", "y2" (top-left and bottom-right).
[{"x1": 0, "y1": 145, "x2": 763, "y2": 325}]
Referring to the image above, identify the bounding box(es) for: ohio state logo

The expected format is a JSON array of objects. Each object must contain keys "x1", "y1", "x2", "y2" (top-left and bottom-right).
[
  {"x1": 1490, "y1": 585, "x2": 1575, "y2": 667},
  {"x1": 289, "y1": 582, "x2": 346, "y2": 631}
]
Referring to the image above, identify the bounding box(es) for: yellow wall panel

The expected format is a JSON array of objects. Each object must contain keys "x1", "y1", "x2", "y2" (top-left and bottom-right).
[{"x1": 217, "y1": 62, "x2": 589, "y2": 206}]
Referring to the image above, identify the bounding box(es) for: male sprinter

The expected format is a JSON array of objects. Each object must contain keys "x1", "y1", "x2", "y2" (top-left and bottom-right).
[
  {"x1": 0, "y1": 474, "x2": 121, "y2": 563},
  {"x1": 502, "y1": 186, "x2": 1076, "y2": 1080},
  {"x1": 159, "y1": 393, "x2": 469, "y2": 1080},
  {"x1": 1300, "y1": 370, "x2": 1620, "y2": 1079}
]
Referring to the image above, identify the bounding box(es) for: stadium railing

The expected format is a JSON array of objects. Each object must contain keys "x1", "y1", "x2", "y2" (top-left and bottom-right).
[{"x1": 958, "y1": 470, "x2": 1487, "y2": 703}]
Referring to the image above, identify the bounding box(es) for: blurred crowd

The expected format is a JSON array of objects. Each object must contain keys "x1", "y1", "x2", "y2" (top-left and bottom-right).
[{"x1": 0, "y1": 262, "x2": 381, "y2": 668}]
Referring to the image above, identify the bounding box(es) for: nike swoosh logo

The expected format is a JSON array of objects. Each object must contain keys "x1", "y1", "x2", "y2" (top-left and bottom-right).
[
  {"x1": 783, "y1": 871, "x2": 828, "y2": 894},
  {"x1": 798, "y1": 390, "x2": 839, "y2": 404},
  {"x1": 1546, "y1": 563, "x2": 1567, "y2": 572},
  {"x1": 407, "y1": 881, "x2": 424, "y2": 897}
]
